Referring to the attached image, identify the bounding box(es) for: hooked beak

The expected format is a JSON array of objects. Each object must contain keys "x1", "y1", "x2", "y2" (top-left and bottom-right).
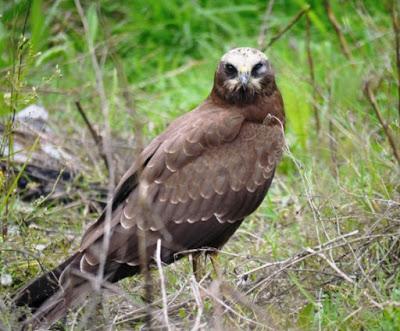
[{"x1": 239, "y1": 72, "x2": 250, "y2": 87}]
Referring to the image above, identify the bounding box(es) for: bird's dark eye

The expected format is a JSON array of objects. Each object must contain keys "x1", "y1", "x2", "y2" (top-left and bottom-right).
[
  {"x1": 224, "y1": 63, "x2": 237, "y2": 77},
  {"x1": 251, "y1": 62, "x2": 264, "y2": 76}
]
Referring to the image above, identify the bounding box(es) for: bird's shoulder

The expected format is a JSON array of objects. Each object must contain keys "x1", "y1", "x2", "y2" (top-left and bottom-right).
[
  {"x1": 140, "y1": 100, "x2": 246, "y2": 182},
  {"x1": 79, "y1": 100, "x2": 245, "y2": 249},
  {"x1": 117, "y1": 112, "x2": 284, "y2": 230}
]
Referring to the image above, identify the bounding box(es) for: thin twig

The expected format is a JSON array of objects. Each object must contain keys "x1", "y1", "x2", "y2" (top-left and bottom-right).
[
  {"x1": 265, "y1": 5, "x2": 310, "y2": 50},
  {"x1": 392, "y1": 0, "x2": 400, "y2": 119},
  {"x1": 190, "y1": 277, "x2": 204, "y2": 331},
  {"x1": 324, "y1": 1, "x2": 353, "y2": 61},
  {"x1": 257, "y1": 0, "x2": 275, "y2": 50},
  {"x1": 364, "y1": 80, "x2": 400, "y2": 166},
  {"x1": 74, "y1": 2, "x2": 116, "y2": 326},
  {"x1": 197, "y1": 283, "x2": 271, "y2": 329},
  {"x1": 220, "y1": 282, "x2": 278, "y2": 329},
  {"x1": 246, "y1": 231, "x2": 399, "y2": 296},
  {"x1": 238, "y1": 230, "x2": 359, "y2": 278},
  {"x1": 327, "y1": 87, "x2": 338, "y2": 177},
  {"x1": 75, "y1": 101, "x2": 109, "y2": 171},
  {"x1": 99, "y1": 11, "x2": 144, "y2": 158},
  {"x1": 132, "y1": 60, "x2": 203, "y2": 89},
  {"x1": 305, "y1": 13, "x2": 320, "y2": 134},
  {"x1": 305, "y1": 247, "x2": 354, "y2": 284},
  {"x1": 138, "y1": 228, "x2": 154, "y2": 329},
  {"x1": 156, "y1": 239, "x2": 171, "y2": 331},
  {"x1": 2, "y1": 1, "x2": 32, "y2": 239}
]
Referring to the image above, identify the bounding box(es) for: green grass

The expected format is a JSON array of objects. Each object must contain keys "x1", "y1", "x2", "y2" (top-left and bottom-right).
[{"x1": 1, "y1": 0, "x2": 399, "y2": 330}]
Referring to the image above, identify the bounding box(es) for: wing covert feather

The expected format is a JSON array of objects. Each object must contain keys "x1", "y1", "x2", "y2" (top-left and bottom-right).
[{"x1": 79, "y1": 103, "x2": 284, "y2": 271}]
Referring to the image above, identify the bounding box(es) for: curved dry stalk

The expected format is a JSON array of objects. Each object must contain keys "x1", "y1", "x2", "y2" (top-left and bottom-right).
[
  {"x1": 257, "y1": 0, "x2": 275, "y2": 50},
  {"x1": 324, "y1": 0, "x2": 353, "y2": 61},
  {"x1": 265, "y1": 5, "x2": 310, "y2": 50},
  {"x1": 364, "y1": 80, "x2": 400, "y2": 166},
  {"x1": 305, "y1": 13, "x2": 320, "y2": 134}
]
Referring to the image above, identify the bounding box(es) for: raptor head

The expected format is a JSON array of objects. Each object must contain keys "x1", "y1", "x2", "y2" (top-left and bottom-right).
[{"x1": 213, "y1": 47, "x2": 275, "y2": 104}]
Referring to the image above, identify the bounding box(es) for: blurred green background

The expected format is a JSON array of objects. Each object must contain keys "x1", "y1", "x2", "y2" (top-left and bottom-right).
[{"x1": 0, "y1": 1, "x2": 399, "y2": 330}]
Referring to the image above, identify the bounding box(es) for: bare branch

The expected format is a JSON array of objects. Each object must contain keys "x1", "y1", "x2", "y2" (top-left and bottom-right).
[
  {"x1": 324, "y1": 1, "x2": 353, "y2": 61},
  {"x1": 239, "y1": 230, "x2": 359, "y2": 279},
  {"x1": 198, "y1": 282, "x2": 273, "y2": 329},
  {"x1": 326, "y1": 87, "x2": 338, "y2": 177},
  {"x1": 364, "y1": 80, "x2": 400, "y2": 166},
  {"x1": 305, "y1": 247, "x2": 354, "y2": 284},
  {"x1": 265, "y1": 5, "x2": 310, "y2": 50},
  {"x1": 305, "y1": 13, "x2": 320, "y2": 134},
  {"x1": 75, "y1": 101, "x2": 109, "y2": 171}
]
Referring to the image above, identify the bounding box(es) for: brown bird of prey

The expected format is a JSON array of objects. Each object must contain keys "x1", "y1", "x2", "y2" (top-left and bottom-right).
[{"x1": 14, "y1": 47, "x2": 285, "y2": 329}]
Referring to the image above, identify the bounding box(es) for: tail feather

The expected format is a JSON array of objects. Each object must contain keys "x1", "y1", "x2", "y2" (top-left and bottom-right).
[
  {"x1": 13, "y1": 253, "x2": 139, "y2": 330},
  {"x1": 13, "y1": 252, "x2": 90, "y2": 330},
  {"x1": 13, "y1": 253, "x2": 80, "y2": 310},
  {"x1": 20, "y1": 281, "x2": 93, "y2": 331}
]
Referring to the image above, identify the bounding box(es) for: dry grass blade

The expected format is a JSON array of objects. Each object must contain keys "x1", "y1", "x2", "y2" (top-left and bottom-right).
[
  {"x1": 197, "y1": 282, "x2": 272, "y2": 329},
  {"x1": 73, "y1": 3, "x2": 117, "y2": 328},
  {"x1": 190, "y1": 277, "x2": 204, "y2": 331},
  {"x1": 2, "y1": 2, "x2": 32, "y2": 239},
  {"x1": 1, "y1": 2, "x2": 399, "y2": 330},
  {"x1": 257, "y1": 0, "x2": 275, "y2": 50},
  {"x1": 132, "y1": 60, "x2": 204, "y2": 89}
]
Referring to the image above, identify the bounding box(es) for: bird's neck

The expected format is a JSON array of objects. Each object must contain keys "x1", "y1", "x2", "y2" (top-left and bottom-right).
[{"x1": 209, "y1": 88, "x2": 285, "y2": 126}]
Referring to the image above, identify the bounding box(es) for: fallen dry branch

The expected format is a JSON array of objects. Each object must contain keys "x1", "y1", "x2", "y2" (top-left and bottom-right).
[
  {"x1": 239, "y1": 230, "x2": 359, "y2": 280},
  {"x1": 305, "y1": 247, "x2": 354, "y2": 284},
  {"x1": 0, "y1": 114, "x2": 108, "y2": 207},
  {"x1": 242, "y1": 228, "x2": 400, "y2": 306}
]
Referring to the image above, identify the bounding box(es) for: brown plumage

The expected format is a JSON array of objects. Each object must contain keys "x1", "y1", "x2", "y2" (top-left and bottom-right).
[{"x1": 13, "y1": 47, "x2": 285, "y2": 329}]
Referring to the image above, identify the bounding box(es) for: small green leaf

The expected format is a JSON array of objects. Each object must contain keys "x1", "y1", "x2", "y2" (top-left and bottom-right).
[
  {"x1": 31, "y1": 0, "x2": 47, "y2": 52},
  {"x1": 178, "y1": 307, "x2": 186, "y2": 319},
  {"x1": 35, "y1": 44, "x2": 68, "y2": 66},
  {"x1": 87, "y1": 4, "x2": 98, "y2": 46},
  {"x1": 297, "y1": 303, "x2": 314, "y2": 330}
]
